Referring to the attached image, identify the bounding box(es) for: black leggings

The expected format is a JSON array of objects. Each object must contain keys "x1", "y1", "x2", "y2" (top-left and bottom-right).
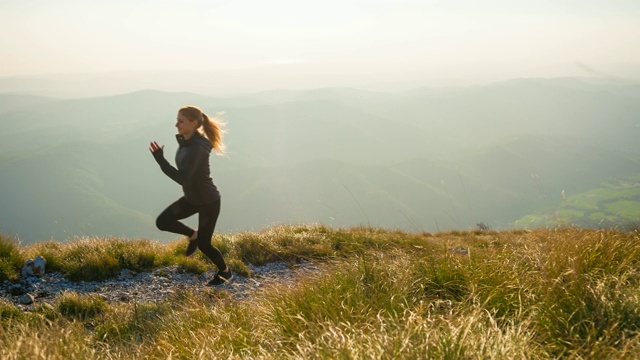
[{"x1": 156, "y1": 197, "x2": 227, "y2": 271}]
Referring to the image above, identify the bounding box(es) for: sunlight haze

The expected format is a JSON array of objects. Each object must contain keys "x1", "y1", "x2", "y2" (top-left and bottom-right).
[
  {"x1": 2, "y1": 0, "x2": 640, "y2": 92},
  {"x1": 1, "y1": 0, "x2": 640, "y2": 242}
]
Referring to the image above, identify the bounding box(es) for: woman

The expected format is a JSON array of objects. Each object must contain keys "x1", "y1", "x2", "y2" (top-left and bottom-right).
[{"x1": 149, "y1": 105, "x2": 232, "y2": 286}]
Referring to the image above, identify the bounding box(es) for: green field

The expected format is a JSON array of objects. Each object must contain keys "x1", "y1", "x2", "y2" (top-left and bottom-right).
[{"x1": 516, "y1": 177, "x2": 640, "y2": 229}]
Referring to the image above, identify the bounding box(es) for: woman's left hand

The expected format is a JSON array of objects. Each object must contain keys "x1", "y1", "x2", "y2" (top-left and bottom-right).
[{"x1": 149, "y1": 141, "x2": 164, "y2": 154}]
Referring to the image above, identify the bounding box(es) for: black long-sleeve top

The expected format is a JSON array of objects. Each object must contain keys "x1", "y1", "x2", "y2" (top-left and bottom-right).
[{"x1": 152, "y1": 132, "x2": 220, "y2": 205}]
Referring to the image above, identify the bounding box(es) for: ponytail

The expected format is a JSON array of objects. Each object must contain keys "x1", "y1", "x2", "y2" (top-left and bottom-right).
[
  {"x1": 201, "y1": 112, "x2": 226, "y2": 155},
  {"x1": 178, "y1": 105, "x2": 226, "y2": 155}
]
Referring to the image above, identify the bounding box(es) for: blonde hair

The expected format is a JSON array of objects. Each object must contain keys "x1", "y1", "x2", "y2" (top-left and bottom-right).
[{"x1": 179, "y1": 105, "x2": 226, "y2": 155}]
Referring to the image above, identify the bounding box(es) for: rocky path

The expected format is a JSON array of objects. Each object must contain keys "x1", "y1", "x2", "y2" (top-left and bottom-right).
[{"x1": 0, "y1": 261, "x2": 321, "y2": 310}]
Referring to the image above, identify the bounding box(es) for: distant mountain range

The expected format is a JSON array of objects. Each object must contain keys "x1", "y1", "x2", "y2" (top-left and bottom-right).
[{"x1": 1, "y1": 77, "x2": 639, "y2": 243}]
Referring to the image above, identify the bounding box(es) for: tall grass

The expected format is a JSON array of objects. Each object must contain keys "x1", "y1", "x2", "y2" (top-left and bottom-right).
[
  {"x1": 24, "y1": 237, "x2": 168, "y2": 281},
  {"x1": 1, "y1": 226, "x2": 640, "y2": 358},
  {"x1": 533, "y1": 229, "x2": 640, "y2": 355},
  {"x1": 0, "y1": 234, "x2": 24, "y2": 282}
]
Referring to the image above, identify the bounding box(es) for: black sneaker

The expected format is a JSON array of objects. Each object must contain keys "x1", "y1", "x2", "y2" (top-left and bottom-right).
[
  {"x1": 208, "y1": 269, "x2": 233, "y2": 286},
  {"x1": 185, "y1": 239, "x2": 198, "y2": 257}
]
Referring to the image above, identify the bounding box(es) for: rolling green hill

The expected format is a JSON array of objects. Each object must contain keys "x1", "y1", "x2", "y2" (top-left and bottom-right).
[{"x1": 1, "y1": 78, "x2": 639, "y2": 243}]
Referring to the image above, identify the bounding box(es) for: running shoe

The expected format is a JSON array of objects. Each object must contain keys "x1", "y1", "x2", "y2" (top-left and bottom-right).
[{"x1": 208, "y1": 269, "x2": 234, "y2": 286}]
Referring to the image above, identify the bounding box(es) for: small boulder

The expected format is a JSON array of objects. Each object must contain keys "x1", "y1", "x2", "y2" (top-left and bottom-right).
[
  {"x1": 18, "y1": 294, "x2": 34, "y2": 305},
  {"x1": 21, "y1": 256, "x2": 47, "y2": 278}
]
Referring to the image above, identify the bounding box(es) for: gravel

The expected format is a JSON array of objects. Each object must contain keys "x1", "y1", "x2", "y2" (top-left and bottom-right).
[{"x1": 0, "y1": 261, "x2": 321, "y2": 310}]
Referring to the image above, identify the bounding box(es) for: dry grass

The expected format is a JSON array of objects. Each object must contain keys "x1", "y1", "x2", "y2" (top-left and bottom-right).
[
  {"x1": 0, "y1": 234, "x2": 24, "y2": 282},
  {"x1": 1, "y1": 226, "x2": 640, "y2": 359}
]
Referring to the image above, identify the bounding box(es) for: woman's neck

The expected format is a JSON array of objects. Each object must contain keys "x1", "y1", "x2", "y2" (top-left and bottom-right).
[{"x1": 183, "y1": 130, "x2": 196, "y2": 140}]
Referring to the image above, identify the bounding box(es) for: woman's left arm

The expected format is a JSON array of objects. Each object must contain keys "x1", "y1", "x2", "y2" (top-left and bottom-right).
[{"x1": 150, "y1": 141, "x2": 183, "y2": 185}]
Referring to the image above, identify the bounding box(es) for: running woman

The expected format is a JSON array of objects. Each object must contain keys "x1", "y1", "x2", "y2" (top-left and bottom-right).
[{"x1": 149, "y1": 105, "x2": 233, "y2": 286}]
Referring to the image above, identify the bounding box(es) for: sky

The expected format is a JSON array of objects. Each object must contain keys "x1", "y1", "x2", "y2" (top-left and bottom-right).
[{"x1": 1, "y1": 0, "x2": 640, "y2": 88}]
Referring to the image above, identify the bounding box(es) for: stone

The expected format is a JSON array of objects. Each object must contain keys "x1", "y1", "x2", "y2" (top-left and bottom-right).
[
  {"x1": 118, "y1": 269, "x2": 136, "y2": 280},
  {"x1": 449, "y1": 247, "x2": 469, "y2": 255},
  {"x1": 8, "y1": 285, "x2": 27, "y2": 296},
  {"x1": 18, "y1": 294, "x2": 34, "y2": 305},
  {"x1": 21, "y1": 256, "x2": 47, "y2": 278},
  {"x1": 117, "y1": 292, "x2": 130, "y2": 302},
  {"x1": 35, "y1": 290, "x2": 51, "y2": 298}
]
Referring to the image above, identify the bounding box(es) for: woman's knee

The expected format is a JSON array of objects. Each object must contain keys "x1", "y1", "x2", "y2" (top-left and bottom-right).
[
  {"x1": 156, "y1": 214, "x2": 170, "y2": 231},
  {"x1": 198, "y1": 240, "x2": 220, "y2": 254},
  {"x1": 197, "y1": 241, "x2": 211, "y2": 251}
]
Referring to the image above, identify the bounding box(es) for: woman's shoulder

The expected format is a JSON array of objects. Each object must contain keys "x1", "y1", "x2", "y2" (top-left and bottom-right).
[{"x1": 193, "y1": 133, "x2": 212, "y2": 151}]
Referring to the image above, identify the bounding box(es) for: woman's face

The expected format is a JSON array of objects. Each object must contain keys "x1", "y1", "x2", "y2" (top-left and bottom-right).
[{"x1": 175, "y1": 112, "x2": 198, "y2": 137}]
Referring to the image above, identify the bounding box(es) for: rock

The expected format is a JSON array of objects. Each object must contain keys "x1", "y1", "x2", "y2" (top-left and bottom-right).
[
  {"x1": 35, "y1": 290, "x2": 50, "y2": 298},
  {"x1": 117, "y1": 292, "x2": 130, "y2": 302},
  {"x1": 21, "y1": 256, "x2": 47, "y2": 278},
  {"x1": 118, "y1": 269, "x2": 136, "y2": 280},
  {"x1": 449, "y1": 247, "x2": 469, "y2": 255},
  {"x1": 8, "y1": 284, "x2": 27, "y2": 296},
  {"x1": 18, "y1": 294, "x2": 34, "y2": 305}
]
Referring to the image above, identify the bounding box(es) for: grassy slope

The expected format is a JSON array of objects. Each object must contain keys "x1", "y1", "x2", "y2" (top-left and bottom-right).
[{"x1": 2, "y1": 225, "x2": 640, "y2": 359}]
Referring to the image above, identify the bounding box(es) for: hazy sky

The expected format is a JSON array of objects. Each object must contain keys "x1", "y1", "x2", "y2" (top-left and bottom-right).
[{"x1": 1, "y1": 0, "x2": 640, "y2": 85}]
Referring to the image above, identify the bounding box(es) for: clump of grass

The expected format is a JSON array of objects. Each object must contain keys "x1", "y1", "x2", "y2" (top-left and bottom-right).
[
  {"x1": 415, "y1": 253, "x2": 470, "y2": 302},
  {"x1": 227, "y1": 258, "x2": 251, "y2": 277},
  {"x1": 270, "y1": 225, "x2": 335, "y2": 261},
  {"x1": 231, "y1": 225, "x2": 331, "y2": 266},
  {"x1": 107, "y1": 239, "x2": 158, "y2": 271},
  {"x1": 538, "y1": 272, "x2": 640, "y2": 356},
  {"x1": 0, "y1": 299, "x2": 23, "y2": 322},
  {"x1": 94, "y1": 302, "x2": 170, "y2": 345},
  {"x1": 174, "y1": 256, "x2": 210, "y2": 275},
  {"x1": 465, "y1": 246, "x2": 539, "y2": 320},
  {"x1": 530, "y1": 229, "x2": 640, "y2": 355},
  {"x1": 0, "y1": 234, "x2": 24, "y2": 282},
  {"x1": 67, "y1": 251, "x2": 121, "y2": 282},
  {"x1": 56, "y1": 292, "x2": 107, "y2": 320},
  {"x1": 233, "y1": 233, "x2": 280, "y2": 265}
]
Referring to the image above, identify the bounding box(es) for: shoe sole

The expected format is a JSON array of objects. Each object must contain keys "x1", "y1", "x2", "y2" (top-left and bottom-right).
[
  {"x1": 209, "y1": 274, "x2": 234, "y2": 287},
  {"x1": 185, "y1": 240, "x2": 198, "y2": 257}
]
